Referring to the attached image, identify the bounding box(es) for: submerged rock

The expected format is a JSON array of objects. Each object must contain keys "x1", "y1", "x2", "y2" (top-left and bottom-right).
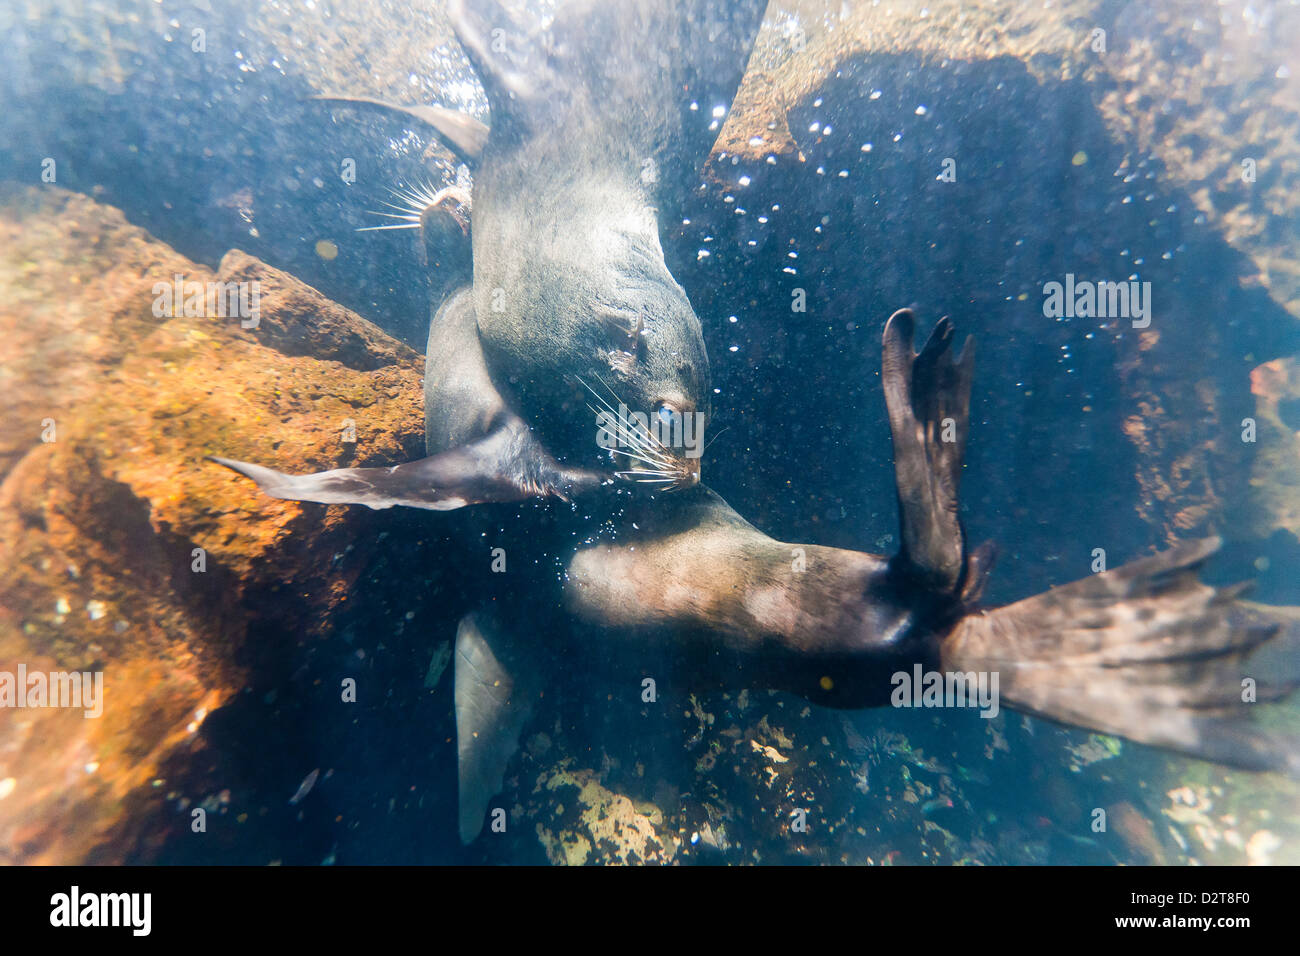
[
  {"x1": 1246, "y1": 357, "x2": 1300, "y2": 540},
  {"x1": 0, "y1": 184, "x2": 424, "y2": 863}
]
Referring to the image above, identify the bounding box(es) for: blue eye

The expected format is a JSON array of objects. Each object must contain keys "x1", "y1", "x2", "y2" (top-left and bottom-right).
[{"x1": 657, "y1": 406, "x2": 679, "y2": 426}]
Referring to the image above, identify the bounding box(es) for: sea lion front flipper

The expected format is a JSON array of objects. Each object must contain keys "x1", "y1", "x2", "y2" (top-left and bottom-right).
[
  {"x1": 941, "y1": 537, "x2": 1300, "y2": 776},
  {"x1": 210, "y1": 420, "x2": 604, "y2": 512},
  {"x1": 454, "y1": 611, "x2": 535, "y2": 843},
  {"x1": 308, "y1": 95, "x2": 488, "y2": 165},
  {"x1": 881, "y1": 309, "x2": 974, "y2": 594}
]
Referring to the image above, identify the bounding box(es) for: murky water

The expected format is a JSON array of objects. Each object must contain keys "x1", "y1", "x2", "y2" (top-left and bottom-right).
[{"x1": 1, "y1": 0, "x2": 1297, "y2": 866}]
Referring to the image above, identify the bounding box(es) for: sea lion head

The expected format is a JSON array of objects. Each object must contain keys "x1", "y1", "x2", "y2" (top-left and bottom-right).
[{"x1": 472, "y1": 178, "x2": 711, "y2": 489}]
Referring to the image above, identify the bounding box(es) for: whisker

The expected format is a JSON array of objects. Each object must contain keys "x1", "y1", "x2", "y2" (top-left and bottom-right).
[
  {"x1": 702, "y1": 426, "x2": 729, "y2": 453},
  {"x1": 586, "y1": 402, "x2": 670, "y2": 462},
  {"x1": 581, "y1": 387, "x2": 672, "y2": 464},
  {"x1": 376, "y1": 201, "x2": 426, "y2": 214},
  {"x1": 357, "y1": 178, "x2": 459, "y2": 234},
  {"x1": 579, "y1": 374, "x2": 699, "y2": 491},
  {"x1": 616, "y1": 455, "x2": 669, "y2": 471},
  {"x1": 590, "y1": 371, "x2": 670, "y2": 451},
  {"x1": 577, "y1": 377, "x2": 620, "y2": 417},
  {"x1": 617, "y1": 436, "x2": 671, "y2": 465}
]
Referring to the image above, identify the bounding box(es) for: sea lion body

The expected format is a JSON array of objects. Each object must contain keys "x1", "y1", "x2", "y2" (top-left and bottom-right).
[
  {"x1": 218, "y1": 0, "x2": 768, "y2": 502},
  {"x1": 562, "y1": 485, "x2": 929, "y2": 710},
  {"x1": 455, "y1": 0, "x2": 768, "y2": 470}
]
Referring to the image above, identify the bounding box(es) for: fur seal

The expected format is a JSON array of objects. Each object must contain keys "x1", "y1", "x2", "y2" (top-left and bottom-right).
[
  {"x1": 451, "y1": 0, "x2": 767, "y2": 471},
  {"x1": 431, "y1": 306, "x2": 1299, "y2": 840},
  {"x1": 562, "y1": 312, "x2": 1298, "y2": 783},
  {"x1": 222, "y1": 0, "x2": 770, "y2": 507},
  {"x1": 213, "y1": 0, "x2": 767, "y2": 841}
]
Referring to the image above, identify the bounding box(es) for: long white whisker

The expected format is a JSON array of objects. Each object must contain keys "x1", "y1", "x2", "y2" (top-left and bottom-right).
[
  {"x1": 357, "y1": 178, "x2": 459, "y2": 234},
  {"x1": 586, "y1": 401, "x2": 667, "y2": 460},
  {"x1": 377, "y1": 201, "x2": 425, "y2": 214},
  {"x1": 581, "y1": 384, "x2": 673, "y2": 464},
  {"x1": 612, "y1": 448, "x2": 672, "y2": 469},
  {"x1": 613, "y1": 434, "x2": 670, "y2": 468},
  {"x1": 579, "y1": 375, "x2": 695, "y2": 485},
  {"x1": 577, "y1": 377, "x2": 620, "y2": 417},
  {"x1": 588, "y1": 369, "x2": 670, "y2": 454}
]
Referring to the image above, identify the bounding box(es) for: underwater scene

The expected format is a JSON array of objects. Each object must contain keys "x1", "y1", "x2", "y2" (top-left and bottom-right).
[{"x1": 1, "y1": 0, "x2": 1299, "y2": 871}]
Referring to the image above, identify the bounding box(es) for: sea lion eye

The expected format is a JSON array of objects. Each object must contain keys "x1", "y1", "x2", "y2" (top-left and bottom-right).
[{"x1": 656, "y1": 404, "x2": 680, "y2": 428}]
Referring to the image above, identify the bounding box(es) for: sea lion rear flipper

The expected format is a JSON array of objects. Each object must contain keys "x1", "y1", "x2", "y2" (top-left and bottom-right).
[
  {"x1": 308, "y1": 95, "x2": 487, "y2": 165},
  {"x1": 210, "y1": 421, "x2": 603, "y2": 511},
  {"x1": 881, "y1": 309, "x2": 974, "y2": 593},
  {"x1": 941, "y1": 537, "x2": 1300, "y2": 776},
  {"x1": 454, "y1": 612, "x2": 535, "y2": 843},
  {"x1": 447, "y1": 0, "x2": 765, "y2": 200}
]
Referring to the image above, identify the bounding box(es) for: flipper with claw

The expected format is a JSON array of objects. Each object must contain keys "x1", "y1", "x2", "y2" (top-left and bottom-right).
[
  {"x1": 942, "y1": 537, "x2": 1300, "y2": 775},
  {"x1": 211, "y1": 418, "x2": 603, "y2": 511},
  {"x1": 882, "y1": 308, "x2": 975, "y2": 594}
]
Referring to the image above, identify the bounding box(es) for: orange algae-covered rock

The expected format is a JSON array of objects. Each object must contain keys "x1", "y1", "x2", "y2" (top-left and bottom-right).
[{"x1": 0, "y1": 185, "x2": 424, "y2": 863}]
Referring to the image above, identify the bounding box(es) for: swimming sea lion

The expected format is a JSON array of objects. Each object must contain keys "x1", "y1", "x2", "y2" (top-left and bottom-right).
[
  {"x1": 215, "y1": 0, "x2": 767, "y2": 839},
  {"x1": 563, "y1": 311, "x2": 1299, "y2": 779},
  {"x1": 430, "y1": 306, "x2": 1298, "y2": 840},
  {"x1": 452, "y1": 0, "x2": 767, "y2": 471},
  {"x1": 218, "y1": 0, "x2": 769, "y2": 506}
]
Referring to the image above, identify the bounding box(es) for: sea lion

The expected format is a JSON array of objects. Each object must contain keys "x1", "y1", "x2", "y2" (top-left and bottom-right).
[
  {"x1": 452, "y1": 0, "x2": 767, "y2": 471},
  {"x1": 563, "y1": 312, "x2": 1299, "y2": 780},
  {"x1": 218, "y1": 0, "x2": 769, "y2": 506},
  {"x1": 433, "y1": 307, "x2": 1299, "y2": 841},
  {"x1": 216, "y1": 0, "x2": 768, "y2": 840}
]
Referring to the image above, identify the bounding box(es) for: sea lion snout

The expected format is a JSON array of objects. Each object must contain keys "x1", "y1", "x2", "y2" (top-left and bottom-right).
[
  {"x1": 586, "y1": 383, "x2": 707, "y2": 489},
  {"x1": 683, "y1": 457, "x2": 701, "y2": 488}
]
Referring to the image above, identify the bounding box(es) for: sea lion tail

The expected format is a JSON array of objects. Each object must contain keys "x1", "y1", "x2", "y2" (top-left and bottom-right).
[{"x1": 940, "y1": 537, "x2": 1300, "y2": 775}]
